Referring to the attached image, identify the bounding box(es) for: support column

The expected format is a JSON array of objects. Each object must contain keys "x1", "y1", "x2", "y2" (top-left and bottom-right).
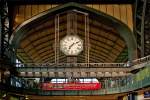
[
  {"x1": 55, "y1": 14, "x2": 59, "y2": 64},
  {"x1": 135, "y1": 0, "x2": 148, "y2": 57},
  {"x1": 141, "y1": 0, "x2": 147, "y2": 57},
  {"x1": 0, "y1": 0, "x2": 10, "y2": 58},
  {"x1": 0, "y1": 0, "x2": 16, "y2": 65},
  {"x1": 0, "y1": 2, "x2": 17, "y2": 85},
  {"x1": 84, "y1": 14, "x2": 90, "y2": 67},
  {"x1": 0, "y1": 0, "x2": 3, "y2": 58}
]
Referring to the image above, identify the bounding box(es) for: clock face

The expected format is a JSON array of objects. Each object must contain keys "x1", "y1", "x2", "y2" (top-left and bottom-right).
[{"x1": 60, "y1": 35, "x2": 83, "y2": 56}]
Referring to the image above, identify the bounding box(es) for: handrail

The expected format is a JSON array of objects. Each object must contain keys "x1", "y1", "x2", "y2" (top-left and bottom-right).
[
  {"x1": 15, "y1": 63, "x2": 126, "y2": 68},
  {"x1": 15, "y1": 55, "x2": 150, "y2": 69},
  {"x1": 2, "y1": 74, "x2": 150, "y2": 95},
  {"x1": 132, "y1": 55, "x2": 150, "y2": 65},
  {"x1": 2, "y1": 59, "x2": 150, "y2": 95}
]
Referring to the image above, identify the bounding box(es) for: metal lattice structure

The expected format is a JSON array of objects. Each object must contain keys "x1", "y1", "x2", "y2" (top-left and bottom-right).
[
  {"x1": 135, "y1": 0, "x2": 150, "y2": 57},
  {"x1": 0, "y1": 0, "x2": 15, "y2": 63},
  {"x1": 0, "y1": 0, "x2": 10, "y2": 58}
]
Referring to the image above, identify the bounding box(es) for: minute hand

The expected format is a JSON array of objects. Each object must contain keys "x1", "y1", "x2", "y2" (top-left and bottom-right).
[{"x1": 69, "y1": 41, "x2": 80, "y2": 49}]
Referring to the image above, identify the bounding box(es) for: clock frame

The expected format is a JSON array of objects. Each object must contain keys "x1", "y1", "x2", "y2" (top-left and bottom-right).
[{"x1": 60, "y1": 35, "x2": 83, "y2": 56}]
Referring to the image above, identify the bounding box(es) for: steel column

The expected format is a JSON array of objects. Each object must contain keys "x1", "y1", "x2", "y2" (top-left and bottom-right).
[
  {"x1": 141, "y1": 0, "x2": 147, "y2": 57},
  {"x1": 55, "y1": 14, "x2": 59, "y2": 64},
  {"x1": 135, "y1": 0, "x2": 148, "y2": 57},
  {"x1": 0, "y1": 0, "x2": 14, "y2": 62},
  {"x1": 0, "y1": 12, "x2": 2, "y2": 58},
  {"x1": 85, "y1": 13, "x2": 90, "y2": 66},
  {"x1": 144, "y1": 1, "x2": 150, "y2": 56}
]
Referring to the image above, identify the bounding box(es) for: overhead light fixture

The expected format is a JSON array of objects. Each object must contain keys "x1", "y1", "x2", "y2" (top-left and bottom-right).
[
  {"x1": 146, "y1": 40, "x2": 150, "y2": 44},
  {"x1": 25, "y1": 95, "x2": 29, "y2": 100},
  {"x1": 4, "y1": 69, "x2": 10, "y2": 77},
  {"x1": 2, "y1": 94, "x2": 6, "y2": 98}
]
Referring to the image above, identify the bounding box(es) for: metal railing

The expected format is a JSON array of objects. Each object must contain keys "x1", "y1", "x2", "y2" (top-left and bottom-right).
[
  {"x1": 15, "y1": 55, "x2": 150, "y2": 68},
  {"x1": 16, "y1": 63, "x2": 127, "y2": 68},
  {"x1": 1, "y1": 58, "x2": 150, "y2": 95},
  {"x1": 4, "y1": 74, "x2": 150, "y2": 95}
]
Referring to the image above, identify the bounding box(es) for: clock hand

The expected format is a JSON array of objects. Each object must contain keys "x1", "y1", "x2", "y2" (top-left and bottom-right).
[
  {"x1": 69, "y1": 43, "x2": 75, "y2": 49},
  {"x1": 75, "y1": 41, "x2": 80, "y2": 44},
  {"x1": 69, "y1": 41, "x2": 80, "y2": 49}
]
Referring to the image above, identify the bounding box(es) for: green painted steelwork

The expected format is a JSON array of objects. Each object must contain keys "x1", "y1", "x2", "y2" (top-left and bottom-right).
[
  {"x1": 115, "y1": 47, "x2": 128, "y2": 62},
  {"x1": 10, "y1": 2, "x2": 136, "y2": 61},
  {"x1": 3, "y1": 70, "x2": 150, "y2": 95},
  {"x1": 1, "y1": 63, "x2": 150, "y2": 95}
]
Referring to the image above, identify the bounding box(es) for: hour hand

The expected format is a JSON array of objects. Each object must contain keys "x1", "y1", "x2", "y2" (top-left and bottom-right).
[{"x1": 75, "y1": 41, "x2": 80, "y2": 44}]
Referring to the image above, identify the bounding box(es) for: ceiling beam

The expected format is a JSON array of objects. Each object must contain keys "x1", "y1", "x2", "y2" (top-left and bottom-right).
[
  {"x1": 10, "y1": 2, "x2": 136, "y2": 61},
  {"x1": 7, "y1": 0, "x2": 134, "y2": 4}
]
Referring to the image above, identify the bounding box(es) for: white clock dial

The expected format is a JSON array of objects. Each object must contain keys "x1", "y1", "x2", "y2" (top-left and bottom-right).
[{"x1": 60, "y1": 35, "x2": 83, "y2": 56}]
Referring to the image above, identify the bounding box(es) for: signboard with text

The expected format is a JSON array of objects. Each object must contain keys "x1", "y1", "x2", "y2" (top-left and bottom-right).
[
  {"x1": 144, "y1": 91, "x2": 150, "y2": 98},
  {"x1": 41, "y1": 82, "x2": 101, "y2": 90}
]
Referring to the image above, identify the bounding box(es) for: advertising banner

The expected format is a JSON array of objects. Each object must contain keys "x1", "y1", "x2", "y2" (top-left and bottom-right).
[{"x1": 41, "y1": 82, "x2": 101, "y2": 90}]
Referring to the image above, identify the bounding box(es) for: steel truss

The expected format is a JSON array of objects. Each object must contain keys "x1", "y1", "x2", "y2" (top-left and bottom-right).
[
  {"x1": 16, "y1": 55, "x2": 150, "y2": 78},
  {"x1": 144, "y1": 1, "x2": 150, "y2": 56},
  {"x1": 135, "y1": 0, "x2": 150, "y2": 57},
  {"x1": 0, "y1": 0, "x2": 15, "y2": 64},
  {"x1": 18, "y1": 68, "x2": 131, "y2": 78}
]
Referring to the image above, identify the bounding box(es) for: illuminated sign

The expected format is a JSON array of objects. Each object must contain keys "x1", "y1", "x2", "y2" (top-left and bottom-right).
[
  {"x1": 144, "y1": 91, "x2": 150, "y2": 98},
  {"x1": 41, "y1": 82, "x2": 101, "y2": 90}
]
